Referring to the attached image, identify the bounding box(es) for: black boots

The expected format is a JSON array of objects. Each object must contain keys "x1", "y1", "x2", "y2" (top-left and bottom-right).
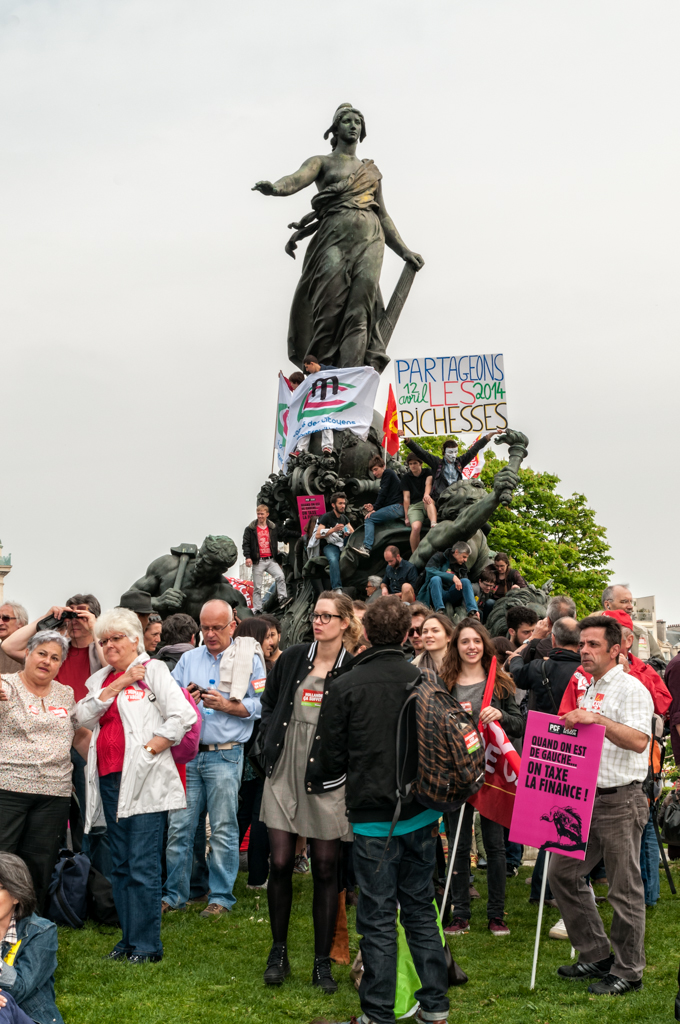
[
  {"x1": 264, "y1": 943, "x2": 291, "y2": 985},
  {"x1": 312, "y1": 955, "x2": 338, "y2": 994}
]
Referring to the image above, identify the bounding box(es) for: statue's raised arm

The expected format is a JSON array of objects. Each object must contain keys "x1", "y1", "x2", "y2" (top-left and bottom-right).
[{"x1": 252, "y1": 102, "x2": 423, "y2": 373}]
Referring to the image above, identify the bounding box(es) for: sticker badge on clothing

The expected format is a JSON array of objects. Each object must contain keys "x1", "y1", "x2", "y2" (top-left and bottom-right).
[
  {"x1": 125, "y1": 687, "x2": 145, "y2": 702},
  {"x1": 460, "y1": 701, "x2": 472, "y2": 713},
  {"x1": 592, "y1": 692, "x2": 605, "y2": 713},
  {"x1": 252, "y1": 676, "x2": 266, "y2": 695},
  {"x1": 464, "y1": 730, "x2": 481, "y2": 753},
  {"x1": 28, "y1": 704, "x2": 41, "y2": 716},
  {"x1": 301, "y1": 689, "x2": 323, "y2": 708},
  {"x1": 48, "y1": 706, "x2": 68, "y2": 718}
]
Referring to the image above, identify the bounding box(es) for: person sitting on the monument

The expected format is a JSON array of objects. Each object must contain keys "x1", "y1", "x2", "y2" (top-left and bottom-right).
[
  {"x1": 365, "y1": 576, "x2": 383, "y2": 604},
  {"x1": 0, "y1": 601, "x2": 28, "y2": 676},
  {"x1": 506, "y1": 606, "x2": 538, "y2": 648},
  {"x1": 356, "y1": 456, "x2": 405, "y2": 557},
  {"x1": 473, "y1": 567, "x2": 498, "y2": 624},
  {"x1": 420, "y1": 541, "x2": 478, "y2": 617},
  {"x1": 129, "y1": 536, "x2": 246, "y2": 620},
  {"x1": 0, "y1": 852, "x2": 67, "y2": 1024},
  {"x1": 143, "y1": 614, "x2": 163, "y2": 655},
  {"x1": 402, "y1": 451, "x2": 436, "y2": 553},
  {"x1": 291, "y1": 355, "x2": 338, "y2": 455},
  {"x1": 492, "y1": 552, "x2": 527, "y2": 597},
  {"x1": 602, "y1": 583, "x2": 662, "y2": 660},
  {"x1": 402, "y1": 429, "x2": 501, "y2": 508},
  {"x1": 381, "y1": 545, "x2": 418, "y2": 602},
  {"x1": 316, "y1": 492, "x2": 354, "y2": 592},
  {"x1": 243, "y1": 505, "x2": 288, "y2": 614},
  {"x1": 154, "y1": 613, "x2": 198, "y2": 672}
]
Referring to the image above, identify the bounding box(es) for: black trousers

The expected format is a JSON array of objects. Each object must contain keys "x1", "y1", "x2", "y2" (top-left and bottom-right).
[
  {"x1": 237, "y1": 777, "x2": 270, "y2": 886},
  {"x1": 0, "y1": 788, "x2": 70, "y2": 913}
]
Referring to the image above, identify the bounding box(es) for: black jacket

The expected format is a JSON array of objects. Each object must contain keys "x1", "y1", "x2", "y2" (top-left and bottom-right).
[
  {"x1": 425, "y1": 548, "x2": 470, "y2": 579},
  {"x1": 509, "y1": 647, "x2": 581, "y2": 714},
  {"x1": 260, "y1": 641, "x2": 353, "y2": 794},
  {"x1": 405, "y1": 436, "x2": 489, "y2": 502},
  {"x1": 242, "y1": 518, "x2": 282, "y2": 565},
  {"x1": 319, "y1": 645, "x2": 424, "y2": 823}
]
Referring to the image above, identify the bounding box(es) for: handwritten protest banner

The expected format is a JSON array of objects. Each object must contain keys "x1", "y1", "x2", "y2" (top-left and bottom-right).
[
  {"x1": 297, "y1": 495, "x2": 326, "y2": 534},
  {"x1": 394, "y1": 353, "x2": 507, "y2": 437},
  {"x1": 509, "y1": 711, "x2": 605, "y2": 861}
]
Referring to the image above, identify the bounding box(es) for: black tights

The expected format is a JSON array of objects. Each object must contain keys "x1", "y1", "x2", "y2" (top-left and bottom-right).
[{"x1": 267, "y1": 829, "x2": 339, "y2": 956}]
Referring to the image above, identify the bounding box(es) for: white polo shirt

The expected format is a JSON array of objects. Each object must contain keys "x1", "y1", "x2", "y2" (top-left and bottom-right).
[{"x1": 581, "y1": 664, "x2": 653, "y2": 789}]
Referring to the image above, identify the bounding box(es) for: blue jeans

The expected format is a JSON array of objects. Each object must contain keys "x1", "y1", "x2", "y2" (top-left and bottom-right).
[
  {"x1": 429, "y1": 575, "x2": 476, "y2": 614},
  {"x1": 479, "y1": 597, "x2": 495, "y2": 624},
  {"x1": 99, "y1": 772, "x2": 166, "y2": 957},
  {"x1": 353, "y1": 825, "x2": 449, "y2": 1024},
  {"x1": 449, "y1": 803, "x2": 506, "y2": 921},
  {"x1": 640, "y1": 814, "x2": 660, "y2": 907},
  {"x1": 324, "y1": 543, "x2": 343, "y2": 590},
  {"x1": 364, "y1": 504, "x2": 404, "y2": 552},
  {"x1": 71, "y1": 748, "x2": 112, "y2": 880},
  {"x1": 164, "y1": 747, "x2": 243, "y2": 910}
]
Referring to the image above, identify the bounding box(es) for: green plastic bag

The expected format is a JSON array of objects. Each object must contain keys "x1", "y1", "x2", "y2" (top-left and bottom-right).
[{"x1": 394, "y1": 902, "x2": 446, "y2": 1019}]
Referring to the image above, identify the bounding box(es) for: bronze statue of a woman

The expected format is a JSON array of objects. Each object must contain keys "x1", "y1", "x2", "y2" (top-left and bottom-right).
[{"x1": 253, "y1": 103, "x2": 423, "y2": 373}]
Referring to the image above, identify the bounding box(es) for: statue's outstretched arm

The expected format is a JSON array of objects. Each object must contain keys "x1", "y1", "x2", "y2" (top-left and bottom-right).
[
  {"x1": 375, "y1": 181, "x2": 424, "y2": 270},
  {"x1": 252, "y1": 156, "x2": 323, "y2": 197},
  {"x1": 411, "y1": 465, "x2": 520, "y2": 569}
]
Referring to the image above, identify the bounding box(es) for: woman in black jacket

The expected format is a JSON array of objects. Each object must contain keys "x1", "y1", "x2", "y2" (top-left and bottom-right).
[
  {"x1": 440, "y1": 617, "x2": 522, "y2": 938},
  {"x1": 259, "y1": 592, "x2": 360, "y2": 993}
]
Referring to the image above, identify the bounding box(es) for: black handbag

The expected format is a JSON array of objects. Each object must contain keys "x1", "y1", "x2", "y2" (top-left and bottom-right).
[
  {"x1": 246, "y1": 722, "x2": 267, "y2": 780},
  {"x1": 660, "y1": 791, "x2": 680, "y2": 846}
]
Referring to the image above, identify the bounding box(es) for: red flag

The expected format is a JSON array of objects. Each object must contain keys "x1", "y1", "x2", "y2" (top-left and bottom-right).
[
  {"x1": 468, "y1": 656, "x2": 521, "y2": 829},
  {"x1": 382, "y1": 384, "x2": 399, "y2": 456},
  {"x1": 558, "y1": 668, "x2": 592, "y2": 715}
]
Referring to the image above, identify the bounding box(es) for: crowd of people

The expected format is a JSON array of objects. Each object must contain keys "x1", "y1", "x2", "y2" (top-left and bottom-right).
[{"x1": 0, "y1": 555, "x2": 677, "y2": 1023}]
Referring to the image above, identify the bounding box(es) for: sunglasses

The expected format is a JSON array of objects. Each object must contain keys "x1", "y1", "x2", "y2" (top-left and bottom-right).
[
  {"x1": 408, "y1": 626, "x2": 422, "y2": 637},
  {"x1": 0, "y1": 615, "x2": 17, "y2": 623}
]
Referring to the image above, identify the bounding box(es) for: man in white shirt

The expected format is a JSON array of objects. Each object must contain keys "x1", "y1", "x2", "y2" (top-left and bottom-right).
[{"x1": 549, "y1": 615, "x2": 652, "y2": 995}]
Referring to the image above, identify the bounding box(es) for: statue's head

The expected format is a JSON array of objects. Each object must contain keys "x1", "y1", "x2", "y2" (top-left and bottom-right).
[
  {"x1": 324, "y1": 103, "x2": 366, "y2": 150},
  {"x1": 194, "y1": 535, "x2": 237, "y2": 579},
  {"x1": 438, "y1": 478, "x2": 487, "y2": 520}
]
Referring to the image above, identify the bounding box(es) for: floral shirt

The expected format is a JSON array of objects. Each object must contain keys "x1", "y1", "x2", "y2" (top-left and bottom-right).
[{"x1": 0, "y1": 673, "x2": 77, "y2": 797}]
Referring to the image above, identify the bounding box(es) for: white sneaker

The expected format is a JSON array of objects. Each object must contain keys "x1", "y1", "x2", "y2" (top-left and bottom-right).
[
  {"x1": 247, "y1": 881, "x2": 268, "y2": 890},
  {"x1": 549, "y1": 918, "x2": 569, "y2": 940}
]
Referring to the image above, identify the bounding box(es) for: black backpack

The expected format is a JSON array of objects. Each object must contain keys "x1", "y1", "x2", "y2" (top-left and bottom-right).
[{"x1": 47, "y1": 849, "x2": 90, "y2": 928}]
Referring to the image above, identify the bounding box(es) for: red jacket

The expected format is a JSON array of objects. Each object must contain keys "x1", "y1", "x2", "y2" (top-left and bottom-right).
[{"x1": 627, "y1": 654, "x2": 671, "y2": 716}]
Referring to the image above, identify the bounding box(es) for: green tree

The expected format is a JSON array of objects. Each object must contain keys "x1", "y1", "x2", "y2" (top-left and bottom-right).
[{"x1": 399, "y1": 435, "x2": 611, "y2": 616}]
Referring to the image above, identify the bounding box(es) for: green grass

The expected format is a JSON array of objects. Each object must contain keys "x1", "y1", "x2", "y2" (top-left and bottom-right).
[{"x1": 55, "y1": 865, "x2": 680, "y2": 1024}]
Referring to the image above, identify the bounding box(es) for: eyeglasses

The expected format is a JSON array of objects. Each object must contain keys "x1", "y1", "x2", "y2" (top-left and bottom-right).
[
  {"x1": 201, "y1": 624, "x2": 230, "y2": 634},
  {"x1": 98, "y1": 634, "x2": 128, "y2": 648},
  {"x1": 309, "y1": 613, "x2": 343, "y2": 624},
  {"x1": 408, "y1": 626, "x2": 422, "y2": 637},
  {"x1": 0, "y1": 615, "x2": 17, "y2": 623}
]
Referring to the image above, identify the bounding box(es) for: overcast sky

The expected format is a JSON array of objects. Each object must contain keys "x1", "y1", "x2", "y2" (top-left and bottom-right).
[{"x1": 1, "y1": 0, "x2": 678, "y2": 623}]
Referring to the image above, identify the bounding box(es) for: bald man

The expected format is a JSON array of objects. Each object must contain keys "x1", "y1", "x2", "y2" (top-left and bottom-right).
[
  {"x1": 163, "y1": 600, "x2": 264, "y2": 917},
  {"x1": 602, "y1": 584, "x2": 661, "y2": 660}
]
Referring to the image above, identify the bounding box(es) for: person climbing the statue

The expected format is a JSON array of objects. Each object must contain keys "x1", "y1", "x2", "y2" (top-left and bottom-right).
[
  {"x1": 399, "y1": 428, "x2": 503, "y2": 510},
  {"x1": 356, "y1": 455, "x2": 405, "y2": 558}
]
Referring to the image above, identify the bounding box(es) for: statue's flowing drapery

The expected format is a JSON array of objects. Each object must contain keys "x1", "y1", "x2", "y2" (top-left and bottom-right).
[{"x1": 286, "y1": 160, "x2": 389, "y2": 372}]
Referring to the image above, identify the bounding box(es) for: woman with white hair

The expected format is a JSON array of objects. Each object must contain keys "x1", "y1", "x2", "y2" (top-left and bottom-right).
[
  {"x1": 0, "y1": 630, "x2": 89, "y2": 913},
  {"x1": 76, "y1": 608, "x2": 197, "y2": 965}
]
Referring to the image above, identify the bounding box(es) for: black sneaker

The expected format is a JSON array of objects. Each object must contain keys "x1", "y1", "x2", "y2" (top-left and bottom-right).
[
  {"x1": 312, "y1": 955, "x2": 338, "y2": 993},
  {"x1": 127, "y1": 953, "x2": 162, "y2": 965},
  {"x1": 558, "y1": 953, "x2": 615, "y2": 980},
  {"x1": 588, "y1": 973, "x2": 643, "y2": 995},
  {"x1": 102, "y1": 949, "x2": 128, "y2": 961},
  {"x1": 264, "y1": 942, "x2": 290, "y2": 985}
]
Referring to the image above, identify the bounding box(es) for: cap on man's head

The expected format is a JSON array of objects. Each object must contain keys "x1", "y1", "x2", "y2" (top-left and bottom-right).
[
  {"x1": 602, "y1": 608, "x2": 634, "y2": 631},
  {"x1": 118, "y1": 590, "x2": 154, "y2": 615}
]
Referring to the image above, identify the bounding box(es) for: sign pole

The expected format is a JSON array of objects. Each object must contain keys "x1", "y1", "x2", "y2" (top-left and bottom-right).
[
  {"x1": 529, "y1": 850, "x2": 550, "y2": 990},
  {"x1": 440, "y1": 804, "x2": 465, "y2": 919}
]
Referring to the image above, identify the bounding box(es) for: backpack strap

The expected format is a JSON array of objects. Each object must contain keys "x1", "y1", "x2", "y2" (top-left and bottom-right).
[
  {"x1": 540, "y1": 660, "x2": 559, "y2": 715},
  {"x1": 375, "y1": 671, "x2": 422, "y2": 873}
]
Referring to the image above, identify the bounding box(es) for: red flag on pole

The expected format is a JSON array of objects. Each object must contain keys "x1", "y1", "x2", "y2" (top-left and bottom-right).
[
  {"x1": 467, "y1": 656, "x2": 521, "y2": 829},
  {"x1": 382, "y1": 384, "x2": 400, "y2": 456}
]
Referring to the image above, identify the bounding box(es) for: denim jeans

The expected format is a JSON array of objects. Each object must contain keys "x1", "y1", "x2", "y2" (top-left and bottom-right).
[
  {"x1": 503, "y1": 827, "x2": 523, "y2": 869},
  {"x1": 530, "y1": 847, "x2": 553, "y2": 901},
  {"x1": 98, "y1": 772, "x2": 166, "y2": 957},
  {"x1": 353, "y1": 825, "x2": 449, "y2": 1024},
  {"x1": 190, "y1": 810, "x2": 210, "y2": 898},
  {"x1": 71, "y1": 748, "x2": 112, "y2": 880},
  {"x1": 364, "y1": 504, "x2": 404, "y2": 552},
  {"x1": 479, "y1": 598, "x2": 495, "y2": 624},
  {"x1": 429, "y1": 575, "x2": 476, "y2": 614},
  {"x1": 448, "y1": 803, "x2": 506, "y2": 921},
  {"x1": 324, "y1": 543, "x2": 343, "y2": 590},
  {"x1": 164, "y1": 747, "x2": 243, "y2": 910},
  {"x1": 640, "y1": 813, "x2": 660, "y2": 907}
]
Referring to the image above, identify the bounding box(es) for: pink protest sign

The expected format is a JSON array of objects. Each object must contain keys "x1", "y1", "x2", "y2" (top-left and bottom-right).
[
  {"x1": 297, "y1": 495, "x2": 326, "y2": 534},
  {"x1": 509, "y1": 710, "x2": 605, "y2": 861}
]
